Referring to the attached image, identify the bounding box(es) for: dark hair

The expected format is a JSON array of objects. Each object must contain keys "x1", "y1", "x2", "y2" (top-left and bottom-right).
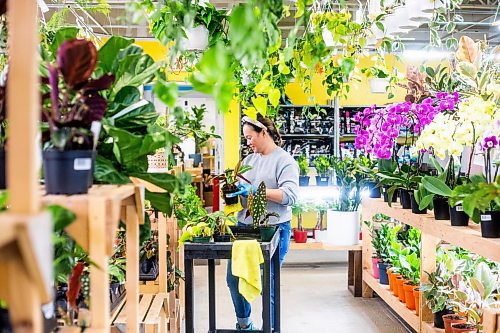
[{"x1": 243, "y1": 113, "x2": 282, "y2": 146}]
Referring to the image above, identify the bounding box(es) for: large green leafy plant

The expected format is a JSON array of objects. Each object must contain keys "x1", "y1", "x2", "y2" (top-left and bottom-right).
[
  {"x1": 330, "y1": 156, "x2": 370, "y2": 211},
  {"x1": 313, "y1": 155, "x2": 331, "y2": 177}
]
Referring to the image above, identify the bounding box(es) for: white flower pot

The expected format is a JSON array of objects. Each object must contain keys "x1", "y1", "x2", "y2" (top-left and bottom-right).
[
  {"x1": 325, "y1": 210, "x2": 360, "y2": 246},
  {"x1": 396, "y1": 6, "x2": 421, "y2": 30},
  {"x1": 421, "y1": 0, "x2": 446, "y2": 13},
  {"x1": 369, "y1": 78, "x2": 390, "y2": 93},
  {"x1": 407, "y1": 0, "x2": 434, "y2": 22},
  {"x1": 180, "y1": 25, "x2": 209, "y2": 51},
  {"x1": 314, "y1": 229, "x2": 328, "y2": 242}
]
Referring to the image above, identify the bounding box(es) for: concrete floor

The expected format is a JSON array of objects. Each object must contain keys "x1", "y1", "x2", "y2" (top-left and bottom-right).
[{"x1": 186, "y1": 250, "x2": 410, "y2": 333}]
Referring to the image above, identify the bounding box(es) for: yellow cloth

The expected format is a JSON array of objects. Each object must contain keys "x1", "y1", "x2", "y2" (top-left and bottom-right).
[
  {"x1": 224, "y1": 199, "x2": 243, "y2": 216},
  {"x1": 231, "y1": 240, "x2": 264, "y2": 303}
]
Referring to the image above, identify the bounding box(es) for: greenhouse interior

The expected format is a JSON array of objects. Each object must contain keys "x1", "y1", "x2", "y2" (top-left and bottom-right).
[{"x1": 0, "y1": 0, "x2": 498, "y2": 332}]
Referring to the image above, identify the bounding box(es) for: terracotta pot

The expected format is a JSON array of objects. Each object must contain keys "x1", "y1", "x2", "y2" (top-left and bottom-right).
[
  {"x1": 403, "y1": 282, "x2": 416, "y2": 310},
  {"x1": 396, "y1": 277, "x2": 408, "y2": 303},
  {"x1": 391, "y1": 273, "x2": 401, "y2": 296},
  {"x1": 386, "y1": 268, "x2": 393, "y2": 290},
  {"x1": 451, "y1": 322, "x2": 477, "y2": 333},
  {"x1": 443, "y1": 314, "x2": 467, "y2": 333},
  {"x1": 413, "y1": 288, "x2": 420, "y2": 316},
  {"x1": 372, "y1": 257, "x2": 380, "y2": 279}
]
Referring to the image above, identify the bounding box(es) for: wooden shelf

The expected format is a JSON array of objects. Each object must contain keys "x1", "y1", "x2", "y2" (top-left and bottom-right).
[
  {"x1": 421, "y1": 321, "x2": 445, "y2": 333},
  {"x1": 362, "y1": 269, "x2": 420, "y2": 332},
  {"x1": 363, "y1": 198, "x2": 500, "y2": 262},
  {"x1": 289, "y1": 240, "x2": 362, "y2": 251}
]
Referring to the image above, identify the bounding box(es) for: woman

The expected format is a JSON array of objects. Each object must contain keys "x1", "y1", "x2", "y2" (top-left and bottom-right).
[{"x1": 226, "y1": 113, "x2": 299, "y2": 330}]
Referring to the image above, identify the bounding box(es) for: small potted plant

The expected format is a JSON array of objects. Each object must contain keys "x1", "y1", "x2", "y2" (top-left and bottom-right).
[
  {"x1": 313, "y1": 155, "x2": 331, "y2": 186},
  {"x1": 358, "y1": 156, "x2": 381, "y2": 198},
  {"x1": 179, "y1": 221, "x2": 214, "y2": 245},
  {"x1": 400, "y1": 252, "x2": 420, "y2": 311},
  {"x1": 209, "y1": 211, "x2": 236, "y2": 242},
  {"x1": 42, "y1": 39, "x2": 114, "y2": 194},
  {"x1": 313, "y1": 201, "x2": 329, "y2": 240},
  {"x1": 362, "y1": 65, "x2": 391, "y2": 94},
  {"x1": 297, "y1": 153, "x2": 310, "y2": 186},
  {"x1": 248, "y1": 181, "x2": 279, "y2": 242},
  {"x1": 421, "y1": 268, "x2": 454, "y2": 328},
  {"x1": 211, "y1": 160, "x2": 251, "y2": 205},
  {"x1": 292, "y1": 201, "x2": 310, "y2": 243}
]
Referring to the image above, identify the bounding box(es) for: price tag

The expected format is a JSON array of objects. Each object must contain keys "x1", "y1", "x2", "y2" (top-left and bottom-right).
[
  {"x1": 481, "y1": 214, "x2": 492, "y2": 222},
  {"x1": 456, "y1": 205, "x2": 463, "y2": 212},
  {"x1": 74, "y1": 158, "x2": 92, "y2": 171}
]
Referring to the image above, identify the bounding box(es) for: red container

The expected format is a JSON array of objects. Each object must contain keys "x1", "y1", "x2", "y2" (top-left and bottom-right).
[
  {"x1": 372, "y1": 257, "x2": 380, "y2": 279},
  {"x1": 293, "y1": 229, "x2": 308, "y2": 243}
]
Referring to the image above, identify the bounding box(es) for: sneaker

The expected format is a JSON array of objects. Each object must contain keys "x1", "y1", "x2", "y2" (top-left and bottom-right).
[{"x1": 236, "y1": 322, "x2": 257, "y2": 331}]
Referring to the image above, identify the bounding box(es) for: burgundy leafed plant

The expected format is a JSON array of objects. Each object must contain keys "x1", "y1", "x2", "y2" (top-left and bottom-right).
[
  {"x1": 66, "y1": 261, "x2": 85, "y2": 310},
  {"x1": 44, "y1": 39, "x2": 114, "y2": 150}
]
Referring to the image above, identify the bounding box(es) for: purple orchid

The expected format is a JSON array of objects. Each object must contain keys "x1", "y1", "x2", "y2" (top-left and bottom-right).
[{"x1": 483, "y1": 136, "x2": 498, "y2": 149}]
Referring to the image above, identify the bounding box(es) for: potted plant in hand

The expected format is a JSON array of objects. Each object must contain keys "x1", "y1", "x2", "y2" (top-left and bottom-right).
[
  {"x1": 42, "y1": 39, "x2": 114, "y2": 194},
  {"x1": 327, "y1": 157, "x2": 369, "y2": 246},
  {"x1": 211, "y1": 160, "x2": 251, "y2": 205},
  {"x1": 248, "y1": 181, "x2": 279, "y2": 242},
  {"x1": 292, "y1": 201, "x2": 310, "y2": 243},
  {"x1": 313, "y1": 155, "x2": 331, "y2": 186},
  {"x1": 297, "y1": 153, "x2": 310, "y2": 186}
]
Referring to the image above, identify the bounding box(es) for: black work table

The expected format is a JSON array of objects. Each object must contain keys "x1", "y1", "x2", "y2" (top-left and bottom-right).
[{"x1": 183, "y1": 230, "x2": 281, "y2": 333}]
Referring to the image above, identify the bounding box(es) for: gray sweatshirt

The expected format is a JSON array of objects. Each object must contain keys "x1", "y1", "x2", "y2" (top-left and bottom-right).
[{"x1": 237, "y1": 147, "x2": 299, "y2": 225}]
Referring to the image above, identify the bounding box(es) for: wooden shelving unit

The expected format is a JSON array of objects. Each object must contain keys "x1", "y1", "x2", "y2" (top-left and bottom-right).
[
  {"x1": 363, "y1": 269, "x2": 420, "y2": 332},
  {"x1": 361, "y1": 198, "x2": 500, "y2": 333}
]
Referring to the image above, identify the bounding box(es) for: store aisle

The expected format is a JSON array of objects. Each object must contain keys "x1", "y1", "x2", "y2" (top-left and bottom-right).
[{"x1": 186, "y1": 259, "x2": 409, "y2": 333}]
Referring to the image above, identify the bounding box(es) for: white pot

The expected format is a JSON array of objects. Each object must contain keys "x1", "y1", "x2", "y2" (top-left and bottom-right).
[
  {"x1": 369, "y1": 78, "x2": 390, "y2": 94},
  {"x1": 180, "y1": 25, "x2": 209, "y2": 51},
  {"x1": 314, "y1": 229, "x2": 328, "y2": 242},
  {"x1": 421, "y1": 0, "x2": 446, "y2": 13},
  {"x1": 395, "y1": 6, "x2": 421, "y2": 30},
  {"x1": 407, "y1": 0, "x2": 434, "y2": 22},
  {"x1": 325, "y1": 210, "x2": 360, "y2": 246}
]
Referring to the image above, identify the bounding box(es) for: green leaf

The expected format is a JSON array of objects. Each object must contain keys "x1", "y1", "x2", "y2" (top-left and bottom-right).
[
  {"x1": 154, "y1": 80, "x2": 178, "y2": 107},
  {"x1": 146, "y1": 191, "x2": 173, "y2": 215},
  {"x1": 268, "y1": 88, "x2": 280, "y2": 108},
  {"x1": 422, "y1": 177, "x2": 452, "y2": 197},
  {"x1": 425, "y1": 67, "x2": 435, "y2": 77},
  {"x1": 252, "y1": 95, "x2": 268, "y2": 116},
  {"x1": 98, "y1": 36, "x2": 134, "y2": 73},
  {"x1": 47, "y1": 205, "x2": 76, "y2": 231},
  {"x1": 375, "y1": 21, "x2": 384, "y2": 32},
  {"x1": 419, "y1": 194, "x2": 434, "y2": 210},
  {"x1": 94, "y1": 155, "x2": 131, "y2": 184},
  {"x1": 50, "y1": 27, "x2": 80, "y2": 56}
]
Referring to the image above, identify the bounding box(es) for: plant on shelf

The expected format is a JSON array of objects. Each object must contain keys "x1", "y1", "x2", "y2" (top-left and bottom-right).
[
  {"x1": 179, "y1": 221, "x2": 214, "y2": 245},
  {"x1": 248, "y1": 181, "x2": 279, "y2": 241},
  {"x1": 314, "y1": 201, "x2": 329, "y2": 231},
  {"x1": 207, "y1": 211, "x2": 236, "y2": 242},
  {"x1": 211, "y1": 160, "x2": 252, "y2": 205},
  {"x1": 313, "y1": 155, "x2": 331, "y2": 186},
  {"x1": 173, "y1": 185, "x2": 206, "y2": 229},
  {"x1": 330, "y1": 156, "x2": 370, "y2": 212},
  {"x1": 40, "y1": 38, "x2": 114, "y2": 195},
  {"x1": 292, "y1": 201, "x2": 310, "y2": 243},
  {"x1": 297, "y1": 153, "x2": 310, "y2": 186}
]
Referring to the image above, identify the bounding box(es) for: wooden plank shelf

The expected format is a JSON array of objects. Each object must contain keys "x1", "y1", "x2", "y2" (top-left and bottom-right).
[
  {"x1": 421, "y1": 321, "x2": 445, "y2": 333},
  {"x1": 361, "y1": 198, "x2": 500, "y2": 333},
  {"x1": 289, "y1": 240, "x2": 362, "y2": 251},
  {"x1": 362, "y1": 269, "x2": 420, "y2": 332},
  {"x1": 363, "y1": 198, "x2": 500, "y2": 262}
]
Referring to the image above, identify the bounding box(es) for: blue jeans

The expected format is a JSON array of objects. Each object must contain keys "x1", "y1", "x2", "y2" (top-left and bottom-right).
[{"x1": 226, "y1": 222, "x2": 291, "y2": 328}]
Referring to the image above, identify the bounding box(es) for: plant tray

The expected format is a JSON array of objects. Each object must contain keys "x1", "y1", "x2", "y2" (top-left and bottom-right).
[{"x1": 229, "y1": 226, "x2": 261, "y2": 240}]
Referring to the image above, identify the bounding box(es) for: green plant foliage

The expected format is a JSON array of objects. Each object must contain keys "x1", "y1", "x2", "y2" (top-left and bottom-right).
[
  {"x1": 297, "y1": 153, "x2": 309, "y2": 176},
  {"x1": 331, "y1": 156, "x2": 372, "y2": 211},
  {"x1": 173, "y1": 185, "x2": 206, "y2": 229},
  {"x1": 313, "y1": 156, "x2": 331, "y2": 177}
]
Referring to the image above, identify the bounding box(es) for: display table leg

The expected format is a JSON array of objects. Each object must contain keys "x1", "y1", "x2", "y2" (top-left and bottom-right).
[
  {"x1": 208, "y1": 259, "x2": 216, "y2": 332},
  {"x1": 262, "y1": 258, "x2": 271, "y2": 333},
  {"x1": 273, "y1": 246, "x2": 281, "y2": 333},
  {"x1": 184, "y1": 258, "x2": 194, "y2": 333}
]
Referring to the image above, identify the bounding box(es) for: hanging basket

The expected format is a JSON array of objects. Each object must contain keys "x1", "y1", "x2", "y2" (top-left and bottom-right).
[
  {"x1": 369, "y1": 78, "x2": 390, "y2": 93},
  {"x1": 180, "y1": 25, "x2": 209, "y2": 51}
]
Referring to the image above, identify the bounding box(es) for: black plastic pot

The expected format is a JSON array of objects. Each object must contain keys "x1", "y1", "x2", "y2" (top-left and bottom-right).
[
  {"x1": 378, "y1": 262, "x2": 390, "y2": 285},
  {"x1": 229, "y1": 225, "x2": 260, "y2": 240},
  {"x1": 480, "y1": 211, "x2": 500, "y2": 238},
  {"x1": 399, "y1": 189, "x2": 412, "y2": 209},
  {"x1": 213, "y1": 234, "x2": 231, "y2": 242},
  {"x1": 366, "y1": 181, "x2": 381, "y2": 198},
  {"x1": 43, "y1": 150, "x2": 94, "y2": 195},
  {"x1": 299, "y1": 176, "x2": 310, "y2": 187},
  {"x1": 0, "y1": 308, "x2": 11, "y2": 332},
  {"x1": 316, "y1": 176, "x2": 329, "y2": 186},
  {"x1": 449, "y1": 204, "x2": 469, "y2": 226},
  {"x1": 409, "y1": 192, "x2": 427, "y2": 214},
  {"x1": 433, "y1": 197, "x2": 450, "y2": 220},
  {"x1": 382, "y1": 185, "x2": 398, "y2": 203},
  {"x1": 222, "y1": 187, "x2": 239, "y2": 205},
  {"x1": 0, "y1": 149, "x2": 5, "y2": 189},
  {"x1": 260, "y1": 226, "x2": 277, "y2": 242},
  {"x1": 139, "y1": 256, "x2": 159, "y2": 281},
  {"x1": 434, "y1": 308, "x2": 454, "y2": 329}
]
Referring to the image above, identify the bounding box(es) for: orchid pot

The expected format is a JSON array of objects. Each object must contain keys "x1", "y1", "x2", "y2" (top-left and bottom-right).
[
  {"x1": 480, "y1": 211, "x2": 500, "y2": 238},
  {"x1": 450, "y1": 204, "x2": 469, "y2": 226},
  {"x1": 433, "y1": 196, "x2": 450, "y2": 220}
]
